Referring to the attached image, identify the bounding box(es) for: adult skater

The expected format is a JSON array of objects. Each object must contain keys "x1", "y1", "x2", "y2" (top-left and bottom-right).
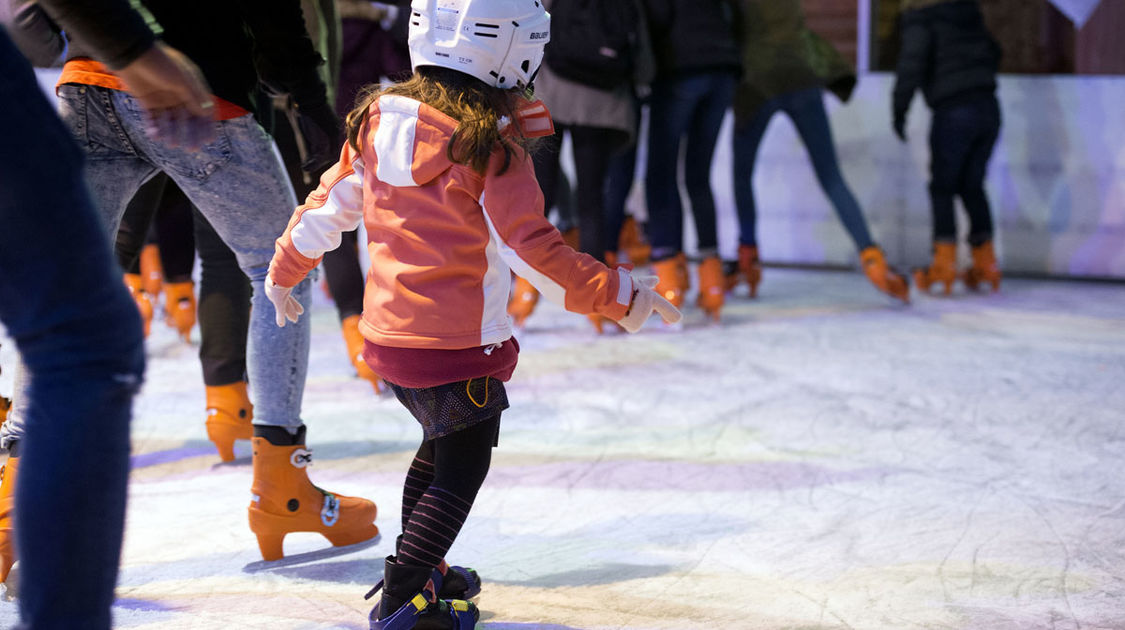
[
  {"x1": 893, "y1": 0, "x2": 1003, "y2": 294},
  {"x1": 4, "y1": 0, "x2": 380, "y2": 562},
  {"x1": 729, "y1": 0, "x2": 910, "y2": 303},
  {"x1": 264, "y1": 0, "x2": 681, "y2": 625},
  {"x1": 643, "y1": 0, "x2": 743, "y2": 322},
  {"x1": 0, "y1": 0, "x2": 211, "y2": 623}
]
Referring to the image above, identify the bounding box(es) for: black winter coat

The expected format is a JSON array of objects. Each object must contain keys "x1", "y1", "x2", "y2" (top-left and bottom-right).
[
  {"x1": 38, "y1": 0, "x2": 326, "y2": 114},
  {"x1": 643, "y1": 0, "x2": 743, "y2": 78},
  {"x1": 892, "y1": 0, "x2": 1001, "y2": 120}
]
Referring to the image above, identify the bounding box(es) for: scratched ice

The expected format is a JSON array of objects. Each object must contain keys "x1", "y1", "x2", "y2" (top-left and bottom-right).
[{"x1": 1, "y1": 268, "x2": 1123, "y2": 629}]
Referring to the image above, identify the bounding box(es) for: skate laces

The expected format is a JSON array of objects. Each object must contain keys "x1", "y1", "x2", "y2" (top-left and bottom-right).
[{"x1": 320, "y1": 492, "x2": 340, "y2": 527}]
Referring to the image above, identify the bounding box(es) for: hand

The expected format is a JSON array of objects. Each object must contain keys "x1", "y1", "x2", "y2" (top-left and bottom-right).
[
  {"x1": 115, "y1": 42, "x2": 215, "y2": 149},
  {"x1": 265, "y1": 277, "x2": 304, "y2": 327},
  {"x1": 617, "y1": 276, "x2": 682, "y2": 333},
  {"x1": 294, "y1": 99, "x2": 342, "y2": 175},
  {"x1": 893, "y1": 114, "x2": 907, "y2": 142}
]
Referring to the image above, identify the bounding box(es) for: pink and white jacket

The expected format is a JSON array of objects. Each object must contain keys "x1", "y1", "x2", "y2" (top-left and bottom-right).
[{"x1": 269, "y1": 94, "x2": 634, "y2": 350}]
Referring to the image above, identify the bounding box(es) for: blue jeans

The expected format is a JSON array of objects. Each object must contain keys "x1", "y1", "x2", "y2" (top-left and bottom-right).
[
  {"x1": 645, "y1": 71, "x2": 737, "y2": 259},
  {"x1": 732, "y1": 87, "x2": 874, "y2": 251},
  {"x1": 929, "y1": 94, "x2": 1000, "y2": 246},
  {"x1": 0, "y1": 32, "x2": 145, "y2": 629},
  {"x1": 53, "y1": 84, "x2": 312, "y2": 428}
]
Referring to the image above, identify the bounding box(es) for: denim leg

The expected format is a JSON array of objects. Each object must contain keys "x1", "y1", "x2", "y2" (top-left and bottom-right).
[
  {"x1": 645, "y1": 79, "x2": 696, "y2": 258},
  {"x1": 785, "y1": 88, "x2": 874, "y2": 251},
  {"x1": 3, "y1": 86, "x2": 154, "y2": 449},
  {"x1": 959, "y1": 97, "x2": 1001, "y2": 247},
  {"x1": 0, "y1": 33, "x2": 143, "y2": 629},
  {"x1": 603, "y1": 140, "x2": 638, "y2": 252},
  {"x1": 118, "y1": 107, "x2": 311, "y2": 429},
  {"x1": 682, "y1": 72, "x2": 735, "y2": 255},
  {"x1": 731, "y1": 98, "x2": 780, "y2": 249}
]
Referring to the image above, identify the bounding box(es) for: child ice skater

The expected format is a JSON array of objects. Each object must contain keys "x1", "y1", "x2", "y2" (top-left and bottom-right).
[
  {"x1": 893, "y1": 0, "x2": 1003, "y2": 294},
  {"x1": 264, "y1": 0, "x2": 682, "y2": 627}
]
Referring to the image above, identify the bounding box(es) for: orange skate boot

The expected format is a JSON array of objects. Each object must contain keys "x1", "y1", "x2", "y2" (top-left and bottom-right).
[
  {"x1": 964, "y1": 241, "x2": 1001, "y2": 292},
  {"x1": 341, "y1": 314, "x2": 383, "y2": 393},
  {"x1": 696, "y1": 256, "x2": 725, "y2": 321},
  {"x1": 139, "y1": 243, "x2": 163, "y2": 298},
  {"x1": 163, "y1": 281, "x2": 196, "y2": 341},
  {"x1": 507, "y1": 276, "x2": 539, "y2": 327},
  {"x1": 123, "y1": 273, "x2": 154, "y2": 338},
  {"x1": 652, "y1": 255, "x2": 686, "y2": 310},
  {"x1": 725, "y1": 244, "x2": 762, "y2": 298},
  {"x1": 205, "y1": 381, "x2": 254, "y2": 463},
  {"x1": 617, "y1": 216, "x2": 651, "y2": 265},
  {"x1": 248, "y1": 429, "x2": 378, "y2": 561},
  {"x1": 0, "y1": 454, "x2": 18, "y2": 583},
  {"x1": 913, "y1": 241, "x2": 958, "y2": 296},
  {"x1": 860, "y1": 246, "x2": 910, "y2": 303}
]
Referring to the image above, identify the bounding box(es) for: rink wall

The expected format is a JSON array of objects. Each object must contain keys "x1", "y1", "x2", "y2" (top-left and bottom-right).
[{"x1": 686, "y1": 73, "x2": 1125, "y2": 279}]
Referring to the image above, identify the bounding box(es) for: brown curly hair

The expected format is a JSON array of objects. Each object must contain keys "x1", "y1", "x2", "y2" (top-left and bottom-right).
[{"x1": 345, "y1": 66, "x2": 537, "y2": 175}]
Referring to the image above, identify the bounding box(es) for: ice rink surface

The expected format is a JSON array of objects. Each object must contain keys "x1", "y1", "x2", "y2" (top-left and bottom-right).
[{"x1": 1, "y1": 267, "x2": 1123, "y2": 629}]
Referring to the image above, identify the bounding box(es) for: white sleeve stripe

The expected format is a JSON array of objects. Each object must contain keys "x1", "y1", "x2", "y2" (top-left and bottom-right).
[
  {"x1": 374, "y1": 96, "x2": 420, "y2": 187},
  {"x1": 290, "y1": 158, "x2": 365, "y2": 259},
  {"x1": 616, "y1": 267, "x2": 632, "y2": 306},
  {"x1": 479, "y1": 191, "x2": 567, "y2": 307}
]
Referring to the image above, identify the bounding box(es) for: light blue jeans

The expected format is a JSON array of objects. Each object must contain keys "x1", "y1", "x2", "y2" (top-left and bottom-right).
[{"x1": 2, "y1": 85, "x2": 311, "y2": 443}]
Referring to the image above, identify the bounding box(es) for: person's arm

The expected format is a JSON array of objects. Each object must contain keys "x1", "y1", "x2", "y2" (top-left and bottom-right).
[
  {"x1": 36, "y1": 0, "x2": 153, "y2": 69},
  {"x1": 37, "y1": 0, "x2": 215, "y2": 148},
  {"x1": 8, "y1": 1, "x2": 65, "y2": 67},
  {"x1": 480, "y1": 150, "x2": 634, "y2": 320},
  {"x1": 267, "y1": 142, "x2": 363, "y2": 326},
  {"x1": 892, "y1": 12, "x2": 932, "y2": 141}
]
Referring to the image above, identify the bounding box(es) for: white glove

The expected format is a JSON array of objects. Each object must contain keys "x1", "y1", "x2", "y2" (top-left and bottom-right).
[
  {"x1": 265, "y1": 277, "x2": 304, "y2": 327},
  {"x1": 617, "y1": 276, "x2": 682, "y2": 333}
]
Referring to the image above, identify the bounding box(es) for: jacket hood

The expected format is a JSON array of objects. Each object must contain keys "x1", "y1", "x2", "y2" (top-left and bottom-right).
[{"x1": 369, "y1": 94, "x2": 458, "y2": 188}]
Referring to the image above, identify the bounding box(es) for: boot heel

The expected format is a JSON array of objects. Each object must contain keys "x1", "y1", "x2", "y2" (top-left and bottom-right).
[
  {"x1": 253, "y1": 528, "x2": 286, "y2": 562},
  {"x1": 206, "y1": 424, "x2": 237, "y2": 462}
]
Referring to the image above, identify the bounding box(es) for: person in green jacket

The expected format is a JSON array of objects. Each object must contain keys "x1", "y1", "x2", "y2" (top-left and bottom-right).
[{"x1": 729, "y1": 0, "x2": 909, "y2": 303}]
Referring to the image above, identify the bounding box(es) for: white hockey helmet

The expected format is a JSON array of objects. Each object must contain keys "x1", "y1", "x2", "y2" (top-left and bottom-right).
[{"x1": 408, "y1": 0, "x2": 551, "y2": 91}]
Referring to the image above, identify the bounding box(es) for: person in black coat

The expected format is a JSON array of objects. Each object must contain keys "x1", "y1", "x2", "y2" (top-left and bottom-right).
[{"x1": 893, "y1": 0, "x2": 1003, "y2": 295}]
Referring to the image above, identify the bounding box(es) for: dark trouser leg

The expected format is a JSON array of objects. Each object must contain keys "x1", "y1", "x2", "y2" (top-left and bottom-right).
[
  {"x1": 731, "y1": 99, "x2": 778, "y2": 249},
  {"x1": 929, "y1": 102, "x2": 980, "y2": 243},
  {"x1": 604, "y1": 139, "x2": 638, "y2": 252},
  {"x1": 959, "y1": 96, "x2": 1001, "y2": 247},
  {"x1": 645, "y1": 80, "x2": 694, "y2": 259},
  {"x1": 682, "y1": 72, "x2": 736, "y2": 255},
  {"x1": 570, "y1": 126, "x2": 621, "y2": 261},
  {"x1": 0, "y1": 32, "x2": 144, "y2": 630},
  {"x1": 785, "y1": 88, "x2": 875, "y2": 251},
  {"x1": 194, "y1": 209, "x2": 250, "y2": 387},
  {"x1": 151, "y1": 181, "x2": 197, "y2": 282},
  {"x1": 115, "y1": 173, "x2": 169, "y2": 272}
]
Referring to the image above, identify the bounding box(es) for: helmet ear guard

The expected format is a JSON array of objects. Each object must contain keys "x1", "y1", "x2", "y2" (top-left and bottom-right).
[{"x1": 408, "y1": 0, "x2": 551, "y2": 90}]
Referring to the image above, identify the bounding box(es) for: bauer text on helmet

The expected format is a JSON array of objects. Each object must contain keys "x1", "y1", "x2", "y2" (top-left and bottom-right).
[{"x1": 408, "y1": 0, "x2": 551, "y2": 90}]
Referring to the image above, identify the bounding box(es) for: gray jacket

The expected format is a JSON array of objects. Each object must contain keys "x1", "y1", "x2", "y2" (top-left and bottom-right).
[{"x1": 532, "y1": 0, "x2": 655, "y2": 141}]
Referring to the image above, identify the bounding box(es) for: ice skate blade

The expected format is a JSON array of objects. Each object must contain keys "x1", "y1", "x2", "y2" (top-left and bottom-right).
[
  {"x1": 242, "y1": 533, "x2": 381, "y2": 573},
  {"x1": 1, "y1": 561, "x2": 18, "y2": 601}
]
